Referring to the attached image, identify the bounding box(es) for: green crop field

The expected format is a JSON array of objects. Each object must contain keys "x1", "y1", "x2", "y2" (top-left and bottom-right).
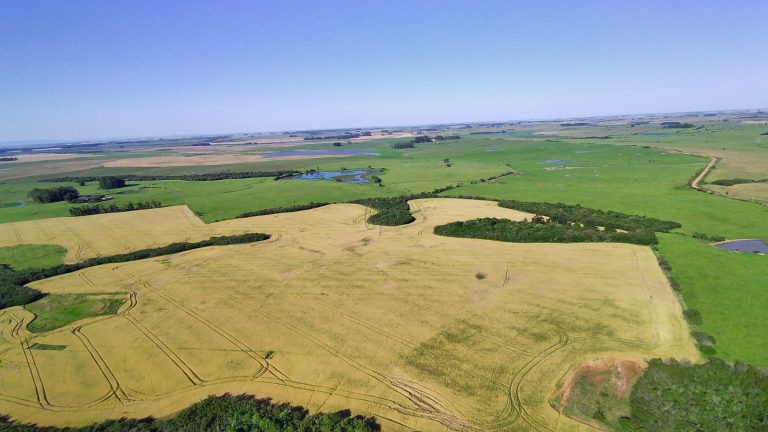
[{"x1": 0, "y1": 244, "x2": 66, "y2": 269}]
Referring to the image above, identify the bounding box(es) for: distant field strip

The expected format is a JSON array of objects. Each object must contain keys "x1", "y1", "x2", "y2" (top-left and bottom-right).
[{"x1": 0, "y1": 199, "x2": 697, "y2": 430}]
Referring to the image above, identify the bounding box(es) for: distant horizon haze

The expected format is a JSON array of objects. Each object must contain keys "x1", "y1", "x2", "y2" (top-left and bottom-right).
[
  {"x1": 1, "y1": 0, "x2": 766, "y2": 142},
  {"x1": 0, "y1": 106, "x2": 766, "y2": 148}
]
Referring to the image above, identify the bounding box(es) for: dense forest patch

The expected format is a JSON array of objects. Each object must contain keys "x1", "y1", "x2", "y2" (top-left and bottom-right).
[
  {"x1": 558, "y1": 357, "x2": 768, "y2": 431},
  {"x1": 434, "y1": 217, "x2": 659, "y2": 245},
  {"x1": 351, "y1": 196, "x2": 416, "y2": 225},
  {"x1": 0, "y1": 394, "x2": 380, "y2": 431},
  {"x1": 625, "y1": 358, "x2": 768, "y2": 431}
]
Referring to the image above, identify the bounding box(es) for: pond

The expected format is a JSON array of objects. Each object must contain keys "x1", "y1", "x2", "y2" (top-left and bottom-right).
[
  {"x1": 713, "y1": 239, "x2": 768, "y2": 253},
  {"x1": 293, "y1": 169, "x2": 374, "y2": 184},
  {"x1": 541, "y1": 159, "x2": 575, "y2": 164},
  {"x1": 260, "y1": 149, "x2": 379, "y2": 158}
]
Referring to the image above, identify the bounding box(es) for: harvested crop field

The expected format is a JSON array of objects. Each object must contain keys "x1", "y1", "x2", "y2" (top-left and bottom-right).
[{"x1": 0, "y1": 199, "x2": 697, "y2": 430}]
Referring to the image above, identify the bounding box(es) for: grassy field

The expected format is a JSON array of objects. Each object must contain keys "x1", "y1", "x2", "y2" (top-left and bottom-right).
[
  {"x1": 0, "y1": 199, "x2": 695, "y2": 430},
  {"x1": 428, "y1": 135, "x2": 768, "y2": 366},
  {"x1": 25, "y1": 293, "x2": 126, "y2": 333},
  {"x1": 0, "y1": 244, "x2": 66, "y2": 269}
]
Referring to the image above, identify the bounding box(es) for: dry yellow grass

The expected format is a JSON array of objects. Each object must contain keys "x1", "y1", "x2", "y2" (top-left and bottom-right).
[{"x1": 0, "y1": 199, "x2": 697, "y2": 430}]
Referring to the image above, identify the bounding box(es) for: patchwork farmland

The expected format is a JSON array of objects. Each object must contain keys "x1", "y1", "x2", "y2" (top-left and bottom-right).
[{"x1": 0, "y1": 199, "x2": 696, "y2": 430}]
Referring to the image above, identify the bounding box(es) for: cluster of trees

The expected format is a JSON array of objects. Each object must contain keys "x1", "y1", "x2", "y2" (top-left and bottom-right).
[
  {"x1": 0, "y1": 394, "x2": 380, "y2": 431},
  {"x1": 433, "y1": 135, "x2": 461, "y2": 141},
  {"x1": 434, "y1": 217, "x2": 659, "y2": 245},
  {"x1": 391, "y1": 142, "x2": 415, "y2": 149},
  {"x1": 412, "y1": 135, "x2": 432, "y2": 143},
  {"x1": 709, "y1": 178, "x2": 768, "y2": 186},
  {"x1": 41, "y1": 170, "x2": 299, "y2": 183},
  {"x1": 661, "y1": 121, "x2": 695, "y2": 129},
  {"x1": 492, "y1": 199, "x2": 680, "y2": 232},
  {"x1": 0, "y1": 232, "x2": 270, "y2": 310},
  {"x1": 97, "y1": 176, "x2": 126, "y2": 189},
  {"x1": 69, "y1": 200, "x2": 163, "y2": 216},
  {"x1": 352, "y1": 197, "x2": 415, "y2": 225},
  {"x1": 27, "y1": 186, "x2": 79, "y2": 203},
  {"x1": 626, "y1": 358, "x2": 768, "y2": 431},
  {"x1": 0, "y1": 157, "x2": 17, "y2": 162},
  {"x1": 304, "y1": 132, "x2": 368, "y2": 141}
]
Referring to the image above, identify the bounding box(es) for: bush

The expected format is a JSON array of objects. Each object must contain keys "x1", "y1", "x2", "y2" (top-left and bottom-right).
[
  {"x1": 683, "y1": 309, "x2": 703, "y2": 325},
  {"x1": 412, "y1": 135, "x2": 432, "y2": 143},
  {"x1": 391, "y1": 142, "x2": 415, "y2": 149},
  {"x1": 27, "y1": 186, "x2": 79, "y2": 203}
]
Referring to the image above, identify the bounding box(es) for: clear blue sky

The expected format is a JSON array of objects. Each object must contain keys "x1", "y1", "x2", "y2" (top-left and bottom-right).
[{"x1": 1, "y1": 0, "x2": 766, "y2": 143}]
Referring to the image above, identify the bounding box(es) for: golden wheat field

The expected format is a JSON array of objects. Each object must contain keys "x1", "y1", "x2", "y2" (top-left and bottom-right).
[{"x1": 0, "y1": 199, "x2": 697, "y2": 431}]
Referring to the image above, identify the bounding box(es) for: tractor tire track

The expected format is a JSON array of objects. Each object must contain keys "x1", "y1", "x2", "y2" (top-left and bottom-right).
[
  {"x1": 116, "y1": 268, "x2": 285, "y2": 382},
  {"x1": 226, "y1": 293, "x2": 476, "y2": 431}
]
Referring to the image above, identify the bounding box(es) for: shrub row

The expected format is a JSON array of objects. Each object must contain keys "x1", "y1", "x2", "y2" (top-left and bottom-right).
[
  {"x1": 709, "y1": 178, "x2": 768, "y2": 186},
  {"x1": 69, "y1": 200, "x2": 163, "y2": 216},
  {"x1": 492, "y1": 199, "x2": 680, "y2": 232},
  {"x1": 237, "y1": 202, "x2": 330, "y2": 218},
  {"x1": 0, "y1": 232, "x2": 269, "y2": 309},
  {"x1": 0, "y1": 394, "x2": 380, "y2": 431},
  {"x1": 41, "y1": 170, "x2": 299, "y2": 183}
]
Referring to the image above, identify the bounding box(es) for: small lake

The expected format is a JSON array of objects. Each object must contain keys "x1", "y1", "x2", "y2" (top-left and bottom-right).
[
  {"x1": 260, "y1": 149, "x2": 379, "y2": 158},
  {"x1": 714, "y1": 239, "x2": 768, "y2": 253},
  {"x1": 293, "y1": 169, "x2": 373, "y2": 184}
]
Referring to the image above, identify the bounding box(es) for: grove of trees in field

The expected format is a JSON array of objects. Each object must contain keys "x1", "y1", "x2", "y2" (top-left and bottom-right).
[
  {"x1": 27, "y1": 186, "x2": 79, "y2": 203},
  {"x1": 434, "y1": 217, "x2": 659, "y2": 245},
  {"x1": 97, "y1": 176, "x2": 126, "y2": 189}
]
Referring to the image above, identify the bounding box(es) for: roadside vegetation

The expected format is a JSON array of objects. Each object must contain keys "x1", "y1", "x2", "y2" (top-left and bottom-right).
[
  {"x1": 0, "y1": 394, "x2": 380, "y2": 431},
  {"x1": 0, "y1": 232, "x2": 270, "y2": 309}
]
